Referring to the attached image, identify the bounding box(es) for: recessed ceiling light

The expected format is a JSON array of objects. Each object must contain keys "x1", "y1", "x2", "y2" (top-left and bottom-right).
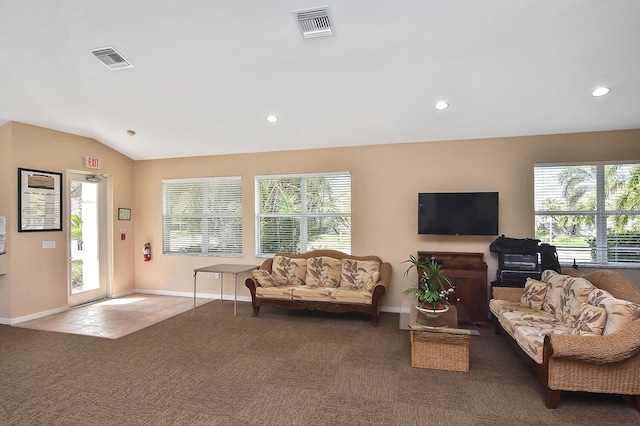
[
  {"x1": 266, "y1": 115, "x2": 279, "y2": 123},
  {"x1": 126, "y1": 129, "x2": 136, "y2": 136},
  {"x1": 434, "y1": 101, "x2": 449, "y2": 110},
  {"x1": 592, "y1": 87, "x2": 610, "y2": 97}
]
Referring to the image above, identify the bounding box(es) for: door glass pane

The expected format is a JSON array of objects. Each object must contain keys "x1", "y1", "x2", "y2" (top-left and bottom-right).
[{"x1": 70, "y1": 180, "x2": 99, "y2": 294}]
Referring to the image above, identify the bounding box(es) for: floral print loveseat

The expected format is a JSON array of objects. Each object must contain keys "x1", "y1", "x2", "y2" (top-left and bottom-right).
[
  {"x1": 245, "y1": 250, "x2": 391, "y2": 326},
  {"x1": 490, "y1": 269, "x2": 640, "y2": 410}
]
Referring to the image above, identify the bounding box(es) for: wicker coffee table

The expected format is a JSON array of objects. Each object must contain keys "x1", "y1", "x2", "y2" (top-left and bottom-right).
[{"x1": 400, "y1": 301, "x2": 480, "y2": 372}]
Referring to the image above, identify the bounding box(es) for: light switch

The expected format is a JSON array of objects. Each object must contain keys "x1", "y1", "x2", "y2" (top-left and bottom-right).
[{"x1": 42, "y1": 241, "x2": 56, "y2": 249}]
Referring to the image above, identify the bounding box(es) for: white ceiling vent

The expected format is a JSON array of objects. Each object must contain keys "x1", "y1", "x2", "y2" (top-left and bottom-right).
[
  {"x1": 294, "y1": 7, "x2": 333, "y2": 39},
  {"x1": 91, "y1": 47, "x2": 133, "y2": 70}
]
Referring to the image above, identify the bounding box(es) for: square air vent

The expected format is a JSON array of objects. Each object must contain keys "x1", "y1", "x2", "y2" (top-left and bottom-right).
[
  {"x1": 294, "y1": 7, "x2": 333, "y2": 39},
  {"x1": 91, "y1": 46, "x2": 133, "y2": 70}
]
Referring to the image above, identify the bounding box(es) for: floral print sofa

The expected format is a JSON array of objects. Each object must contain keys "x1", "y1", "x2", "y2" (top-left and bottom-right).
[
  {"x1": 245, "y1": 250, "x2": 391, "y2": 326},
  {"x1": 490, "y1": 269, "x2": 640, "y2": 409}
]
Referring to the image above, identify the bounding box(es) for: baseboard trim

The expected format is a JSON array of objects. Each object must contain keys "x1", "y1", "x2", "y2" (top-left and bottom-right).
[
  {"x1": 111, "y1": 289, "x2": 136, "y2": 299},
  {"x1": 135, "y1": 288, "x2": 252, "y2": 303},
  {"x1": 0, "y1": 291, "x2": 397, "y2": 325},
  {"x1": 136, "y1": 289, "x2": 399, "y2": 313},
  {"x1": 2, "y1": 305, "x2": 69, "y2": 325}
]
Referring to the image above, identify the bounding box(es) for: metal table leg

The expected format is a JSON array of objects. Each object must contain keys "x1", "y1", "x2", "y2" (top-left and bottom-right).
[
  {"x1": 234, "y1": 273, "x2": 238, "y2": 316},
  {"x1": 193, "y1": 271, "x2": 198, "y2": 311},
  {"x1": 220, "y1": 273, "x2": 224, "y2": 305}
]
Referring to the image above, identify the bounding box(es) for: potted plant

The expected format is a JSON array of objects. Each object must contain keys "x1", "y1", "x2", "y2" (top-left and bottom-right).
[{"x1": 402, "y1": 254, "x2": 454, "y2": 314}]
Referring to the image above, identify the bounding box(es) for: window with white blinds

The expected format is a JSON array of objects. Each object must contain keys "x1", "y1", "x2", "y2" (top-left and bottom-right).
[
  {"x1": 534, "y1": 163, "x2": 640, "y2": 265},
  {"x1": 162, "y1": 176, "x2": 242, "y2": 256},
  {"x1": 255, "y1": 172, "x2": 351, "y2": 256}
]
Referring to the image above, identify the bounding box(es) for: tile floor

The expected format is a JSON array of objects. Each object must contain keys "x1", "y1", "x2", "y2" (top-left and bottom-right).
[{"x1": 15, "y1": 294, "x2": 210, "y2": 339}]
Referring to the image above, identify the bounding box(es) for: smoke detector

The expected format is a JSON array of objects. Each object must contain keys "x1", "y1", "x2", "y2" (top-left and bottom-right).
[
  {"x1": 293, "y1": 7, "x2": 333, "y2": 39},
  {"x1": 91, "y1": 46, "x2": 134, "y2": 70}
]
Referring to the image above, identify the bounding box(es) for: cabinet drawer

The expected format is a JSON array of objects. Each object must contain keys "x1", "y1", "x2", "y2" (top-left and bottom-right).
[{"x1": 445, "y1": 269, "x2": 484, "y2": 279}]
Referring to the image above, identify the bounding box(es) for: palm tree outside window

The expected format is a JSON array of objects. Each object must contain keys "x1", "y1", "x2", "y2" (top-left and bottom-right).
[{"x1": 534, "y1": 162, "x2": 640, "y2": 265}]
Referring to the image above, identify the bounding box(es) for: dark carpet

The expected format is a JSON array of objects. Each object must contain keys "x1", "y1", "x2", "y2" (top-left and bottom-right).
[{"x1": 1, "y1": 301, "x2": 639, "y2": 425}]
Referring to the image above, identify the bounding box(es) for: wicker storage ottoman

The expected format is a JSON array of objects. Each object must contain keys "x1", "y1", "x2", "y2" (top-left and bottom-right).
[{"x1": 410, "y1": 331, "x2": 470, "y2": 372}]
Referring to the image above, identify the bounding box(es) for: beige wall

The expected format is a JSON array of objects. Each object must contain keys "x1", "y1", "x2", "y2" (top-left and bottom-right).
[
  {"x1": 0, "y1": 124, "x2": 13, "y2": 317},
  {"x1": 0, "y1": 122, "x2": 135, "y2": 321},
  {"x1": 134, "y1": 129, "x2": 640, "y2": 310},
  {"x1": 2, "y1": 122, "x2": 639, "y2": 321}
]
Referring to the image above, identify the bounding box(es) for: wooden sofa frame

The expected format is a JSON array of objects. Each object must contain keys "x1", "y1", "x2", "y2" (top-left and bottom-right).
[{"x1": 245, "y1": 250, "x2": 391, "y2": 326}]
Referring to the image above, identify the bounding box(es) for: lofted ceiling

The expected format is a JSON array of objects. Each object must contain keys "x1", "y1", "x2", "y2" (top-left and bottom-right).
[{"x1": 1, "y1": 1, "x2": 639, "y2": 161}]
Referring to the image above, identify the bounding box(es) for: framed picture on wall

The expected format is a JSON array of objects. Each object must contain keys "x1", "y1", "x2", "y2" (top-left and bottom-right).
[
  {"x1": 18, "y1": 168, "x2": 63, "y2": 232},
  {"x1": 118, "y1": 208, "x2": 131, "y2": 221}
]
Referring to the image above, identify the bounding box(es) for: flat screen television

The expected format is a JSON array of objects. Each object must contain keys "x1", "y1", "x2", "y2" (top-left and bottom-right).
[{"x1": 418, "y1": 192, "x2": 499, "y2": 236}]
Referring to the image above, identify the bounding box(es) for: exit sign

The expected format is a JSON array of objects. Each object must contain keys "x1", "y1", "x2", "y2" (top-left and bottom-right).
[{"x1": 83, "y1": 156, "x2": 102, "y2": 169}]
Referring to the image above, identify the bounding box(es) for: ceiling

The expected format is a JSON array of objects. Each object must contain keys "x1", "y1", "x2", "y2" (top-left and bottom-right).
[{"x1": 1, "y1": 1, "x2": 639, "y2": 161}]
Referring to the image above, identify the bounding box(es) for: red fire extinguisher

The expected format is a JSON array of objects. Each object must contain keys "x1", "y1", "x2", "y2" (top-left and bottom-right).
[{"x1": 143, "y1": 242, "x2": 151, "y2": 261}]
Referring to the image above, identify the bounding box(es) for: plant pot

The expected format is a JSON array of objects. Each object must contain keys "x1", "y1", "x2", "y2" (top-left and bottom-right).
[{"x1": 416, "y1": 303, "x2": 449, "y2": 318}]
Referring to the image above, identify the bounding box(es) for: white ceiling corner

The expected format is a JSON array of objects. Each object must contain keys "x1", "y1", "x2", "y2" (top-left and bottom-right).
[{"x1": 0, "y1": 1, "x2": 638, "y2": 161}]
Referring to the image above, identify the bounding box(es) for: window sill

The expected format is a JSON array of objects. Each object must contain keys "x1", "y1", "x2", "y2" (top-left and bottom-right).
[{"x1": 560, "y1": 263, "x2": 640, "y2": 271}]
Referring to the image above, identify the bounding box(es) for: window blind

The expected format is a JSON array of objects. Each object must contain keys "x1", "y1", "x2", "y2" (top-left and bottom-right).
[
  {"x1": 534, "y1": 163, "x2": 640, "y2": 265},
  {"x1": 255, "y1": 172, "x2": 351, "y2": 256},
  {"x1": 162, "y1": 176, "x2": 242, "y2": 256}
]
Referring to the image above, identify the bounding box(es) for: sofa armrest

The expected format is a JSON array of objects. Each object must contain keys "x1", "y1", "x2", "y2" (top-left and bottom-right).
[
  {"x1": 245, "y1": 277, "x2": 258, "y2": 296},
  {"x1": 491, "y1": 286, "x2": 524, "y2": 302},
  {"x1": 245, "y1": 258, "x2": 274, "y2": 291},
  {"x1": 374, "y1": 262, "x2": 392, "y2": 292},
  {"x1": 547, "y1": 319, "x2": 640, "y2": 363}
]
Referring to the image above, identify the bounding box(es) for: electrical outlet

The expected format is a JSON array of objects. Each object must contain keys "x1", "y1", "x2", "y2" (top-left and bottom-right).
[{"x1": 42, "y1": 241, "x2": 56, "y2": 249}]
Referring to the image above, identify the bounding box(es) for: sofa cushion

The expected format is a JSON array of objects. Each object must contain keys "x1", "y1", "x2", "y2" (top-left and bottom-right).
[
  {"x1": 305, "y1": 256, "x2": 342, "y2": 288},
  {"x1": 255, "y1": 285, "x2": 295, "y2": 300},
  {"x1": 489, "y1": 299, "x2": 521, "y2": 318},
  {"x1": 271, "y1": 256, "x2": 307, "y2": 286},
  {"x1": 513, "y1": 325, "x2": 572, "y2": 364},
  {"x1": 540, "y1": 270, "x2": 596, "y2": 328},
  {"x1": 520, "y1": 278, "x2": 548, "y2": 310},
  {"x1": 252, "y1": 269, "x2": 277, "y2": 288},
  {"x1": 363, "y1": 272, "x2": 380, "y2": 292},
  {"x1": 331, "y1": 288, "x2": 372, "y2": 304},
  {"x1": 541, "y1": 270, "x2": 570, "y2": 320},
  {"x1": 587, "y1": 288, "x2": 640, "y2": 335},
  {"x1": 499, "y1": 309, "x2": 564, "y2": 337},
  {"x1": 571, "y1": 303, "x2": 607, "y2": 336},
  {"x1": 339, "y1": 259, "x2": 380, "y2": 290},
  {"x1": 291, "y1": 286, "x2": 334, "y2": 302},
  {"x1": 559, "y1": 277, "x2": 596, "y2": 328}
]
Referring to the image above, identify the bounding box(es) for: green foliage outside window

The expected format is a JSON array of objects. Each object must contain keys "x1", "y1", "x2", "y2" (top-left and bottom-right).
[
  {"x1": 71, "y1": 259, "x2": 83, "y2": 291},
  {"x1": 535, "y1": 163, "x2": 640, "y2": 264},
  {"x1": 587, "y1": 233, "x2": 640, "y2": 263},
  {"x1": 256, "y1": 174, "x2": 351, "y2": 255},
  {"x1": 162, "y1": 177, "x2": 243, "y2": 256}
]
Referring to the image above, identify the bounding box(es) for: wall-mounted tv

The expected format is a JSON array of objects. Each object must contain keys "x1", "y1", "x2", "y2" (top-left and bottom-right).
[{"x1": 418, "y1": 192, "x2": 499, "y2": 236}]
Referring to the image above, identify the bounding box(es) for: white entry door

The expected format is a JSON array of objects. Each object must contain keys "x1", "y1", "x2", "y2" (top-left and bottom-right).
[{"x1": 68, "y1": 173, "x2": 109, "y2": 306}]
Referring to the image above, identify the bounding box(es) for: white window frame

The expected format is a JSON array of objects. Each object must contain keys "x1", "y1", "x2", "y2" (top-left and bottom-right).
[
  {"x1": 255, "y1": 172, "x2": 351, "y2": 257},
  {"x1": 534, "y1": 162, "x2": 640, "y2": 266},
  {"x1": 162, "y1": 176, "x2": 242, "y2": 256}
]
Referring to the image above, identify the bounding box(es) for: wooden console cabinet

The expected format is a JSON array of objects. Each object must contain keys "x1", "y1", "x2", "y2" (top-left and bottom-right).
[{"x1": 417, "y1": 251, "x2": 488, "y2": 325}]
